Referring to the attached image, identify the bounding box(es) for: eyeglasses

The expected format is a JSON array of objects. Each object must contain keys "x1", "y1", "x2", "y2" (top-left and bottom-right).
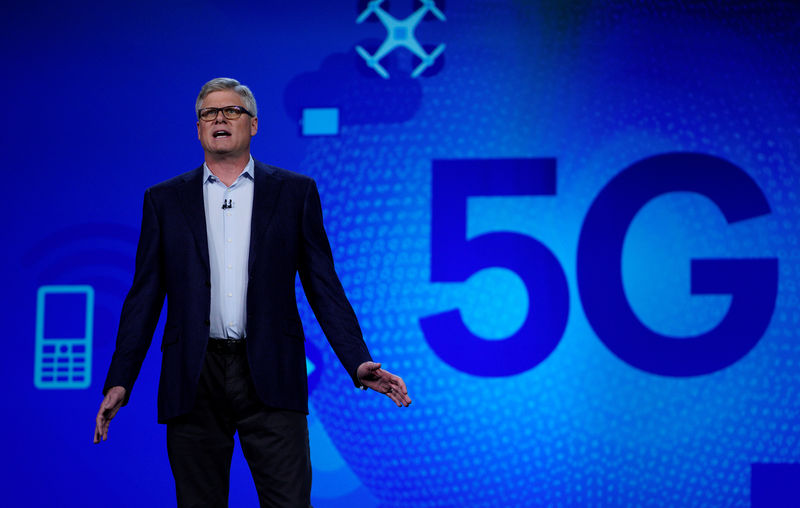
[{"x1": 197, "y1": 105, "x2": 254, "y2": 121}]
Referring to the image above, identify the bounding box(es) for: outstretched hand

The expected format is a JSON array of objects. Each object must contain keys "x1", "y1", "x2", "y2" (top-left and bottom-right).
[
  {"x1": 93, "y1": 386, "x2": 126, "y2": 444},
  {"x1": 357, "y1": 362, "x2": 411, "y2": 407}
]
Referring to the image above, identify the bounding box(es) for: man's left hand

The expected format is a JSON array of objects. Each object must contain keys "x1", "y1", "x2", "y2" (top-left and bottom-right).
[{"x1": 357, "y1": 362, "x2": 411, "y2": 407}]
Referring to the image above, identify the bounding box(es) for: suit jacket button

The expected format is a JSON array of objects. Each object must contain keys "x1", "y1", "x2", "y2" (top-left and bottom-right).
[
  {"x1": 203, "y1": 319, "x2": 210, "y2": 326},
  {"x1": 205, "y1": 280, "x2": 211, "y2": 288}
]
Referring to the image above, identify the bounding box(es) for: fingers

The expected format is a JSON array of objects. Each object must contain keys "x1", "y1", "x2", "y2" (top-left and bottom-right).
[
  {"x1": 95, "y1": 418, "x2": 110, "y2": 443},
  {"x1": 397, "y1": 389, "x2": 412, "y2": 406},
  {"x1": 94, "y1": 403, "x2": 106, "y2": 443},
  {"x1": 387, "y1": 391, "x2": 402, "y2": 407},
  {"x1": 94, "y1": 418, "x2": 106, "y2": 443},
  {"x1": 94, "y1": 394, "x2": 119, "y2": 443},
  {"x1": 381, "y1": 370, "x2": 411, "y2": 406},
  {"x1": 94, "y1": 417, "x2": 106, "y2": 444},
  {"x1": 391, "y1": 388, "x2": 411, "y2": 406},
  {"x1": 361, "y1": 364, "x2": 412, "y2": 406},
  {"x1": 385, "y1": 386, "x2": 411, "y2": 407},
  {"x1": 101, "y1": 404, "x2": 118, "y2": 439},
  {"x1": 389, "y1": 373, "x2": 408, "y2": 397},
  {"x1": 382, "y1": 375, "x2": 411, "y2": 407}
]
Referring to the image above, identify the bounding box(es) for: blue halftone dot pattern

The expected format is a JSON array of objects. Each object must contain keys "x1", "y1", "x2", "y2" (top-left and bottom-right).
[
  {"x1": 624, "y1": 192, "x2": 735, "y2": 337},
  {"x1": 293, "y1": 2, "x2": 800, "y2": 506}
]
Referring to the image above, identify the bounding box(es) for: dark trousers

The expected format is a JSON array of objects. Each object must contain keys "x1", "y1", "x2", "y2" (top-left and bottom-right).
[{"x1": 166, "y1": 346, "x2": 311, "y2": 508}]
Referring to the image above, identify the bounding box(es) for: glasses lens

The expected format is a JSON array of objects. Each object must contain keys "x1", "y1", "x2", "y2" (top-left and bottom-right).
[
  {"x1": 199, "y1": 108, "x2": 218, "y2": 121},
  {"x1": 222, "y1": 107, "x2": 242, "y2": 119}
]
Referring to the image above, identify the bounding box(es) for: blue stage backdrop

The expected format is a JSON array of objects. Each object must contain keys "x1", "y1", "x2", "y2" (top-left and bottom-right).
[{"x1": 2, "y1": 1, "x2": 799, "y2": 506}]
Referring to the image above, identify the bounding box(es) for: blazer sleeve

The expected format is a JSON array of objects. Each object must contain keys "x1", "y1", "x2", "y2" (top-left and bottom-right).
[
  {"x1": 102, "y1": 188, "x2": 166, "y2": 405},
  {"x1": 297, "y1": 179, "x2": 372, "y2": 386}
]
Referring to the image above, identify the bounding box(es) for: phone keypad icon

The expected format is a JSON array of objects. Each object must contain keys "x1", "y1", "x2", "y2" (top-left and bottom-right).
[{"x1": 35, "y1": 285, "x2": 94, "y2": 389}]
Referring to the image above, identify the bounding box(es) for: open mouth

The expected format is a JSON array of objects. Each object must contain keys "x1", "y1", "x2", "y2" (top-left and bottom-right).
[{"x1": 213, "y1": 130, "x2": 231, "y2": 138}]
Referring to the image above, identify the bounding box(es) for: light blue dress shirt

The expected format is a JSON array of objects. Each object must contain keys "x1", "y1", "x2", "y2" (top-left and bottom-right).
[{"x1": 203, "y1": 157, "x2": 255, "y2": 339}]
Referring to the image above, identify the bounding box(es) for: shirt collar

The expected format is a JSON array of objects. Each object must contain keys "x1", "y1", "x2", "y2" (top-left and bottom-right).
[{"x1": 203, "y1": 156, "x2": 255, "y2": 184}]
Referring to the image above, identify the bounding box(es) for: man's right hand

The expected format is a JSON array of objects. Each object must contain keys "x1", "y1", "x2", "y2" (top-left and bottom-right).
[{"x1": 93, "y1": 386, "x2": 126, "y2": 444}]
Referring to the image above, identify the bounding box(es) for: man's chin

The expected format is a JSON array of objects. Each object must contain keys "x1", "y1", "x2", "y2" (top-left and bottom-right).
[
  {"x1": 203, "y1": 139, "x2": 249, "y2": 157},
  {"x1": 205, "y1": 147, "x2": 249, "y2": 160},
  {"x1": 206, "y1": 143, "x2": 235, "y2": 154}
]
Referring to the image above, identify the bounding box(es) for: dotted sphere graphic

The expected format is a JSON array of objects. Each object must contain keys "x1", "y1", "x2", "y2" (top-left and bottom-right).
[{"x1": 296, "y1": 4, "x2": 800, "y2": 507}]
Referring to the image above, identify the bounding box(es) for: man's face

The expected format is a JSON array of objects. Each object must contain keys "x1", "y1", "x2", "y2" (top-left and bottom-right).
[{"x1": 196, "y1": 90, "x2": 258, "y2": 158}]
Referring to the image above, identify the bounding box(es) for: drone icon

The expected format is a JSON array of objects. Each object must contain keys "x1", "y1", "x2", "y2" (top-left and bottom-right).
[{"x1": 355, "y1": 0, "x2": 446, "y2": 79}]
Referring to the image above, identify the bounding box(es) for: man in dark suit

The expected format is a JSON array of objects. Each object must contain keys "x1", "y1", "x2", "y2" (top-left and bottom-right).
[{"x1": 93, "y1": 77, "x2": 410, "y2": 507}]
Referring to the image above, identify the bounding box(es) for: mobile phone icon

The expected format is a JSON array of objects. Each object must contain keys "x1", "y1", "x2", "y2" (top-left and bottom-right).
[{"x1": 34, "y1": 285, "x2": 94, "y2": 389}]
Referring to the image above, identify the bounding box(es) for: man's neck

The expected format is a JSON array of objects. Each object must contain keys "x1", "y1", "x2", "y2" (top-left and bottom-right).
[{"x1": 205, "y1": 153, "x2": 251, "y2": 187}]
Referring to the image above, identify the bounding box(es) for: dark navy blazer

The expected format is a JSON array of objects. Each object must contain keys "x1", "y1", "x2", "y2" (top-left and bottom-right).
[{"x1": 103, "y1": 161, "x2": 372, "y2": 423}]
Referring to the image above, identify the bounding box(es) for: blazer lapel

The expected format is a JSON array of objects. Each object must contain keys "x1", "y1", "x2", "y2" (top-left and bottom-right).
[
  {"x1": 248, "y1": 161, "x2": 284, "y2": 275},
  {"x1": 176, "y1": 166, "x2": 210, "y2": 272}
]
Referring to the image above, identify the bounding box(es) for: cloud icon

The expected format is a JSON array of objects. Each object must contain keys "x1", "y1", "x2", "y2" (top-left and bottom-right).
[{"x1": 283, "y1": 47, "x2": 423, "y2": 132}]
